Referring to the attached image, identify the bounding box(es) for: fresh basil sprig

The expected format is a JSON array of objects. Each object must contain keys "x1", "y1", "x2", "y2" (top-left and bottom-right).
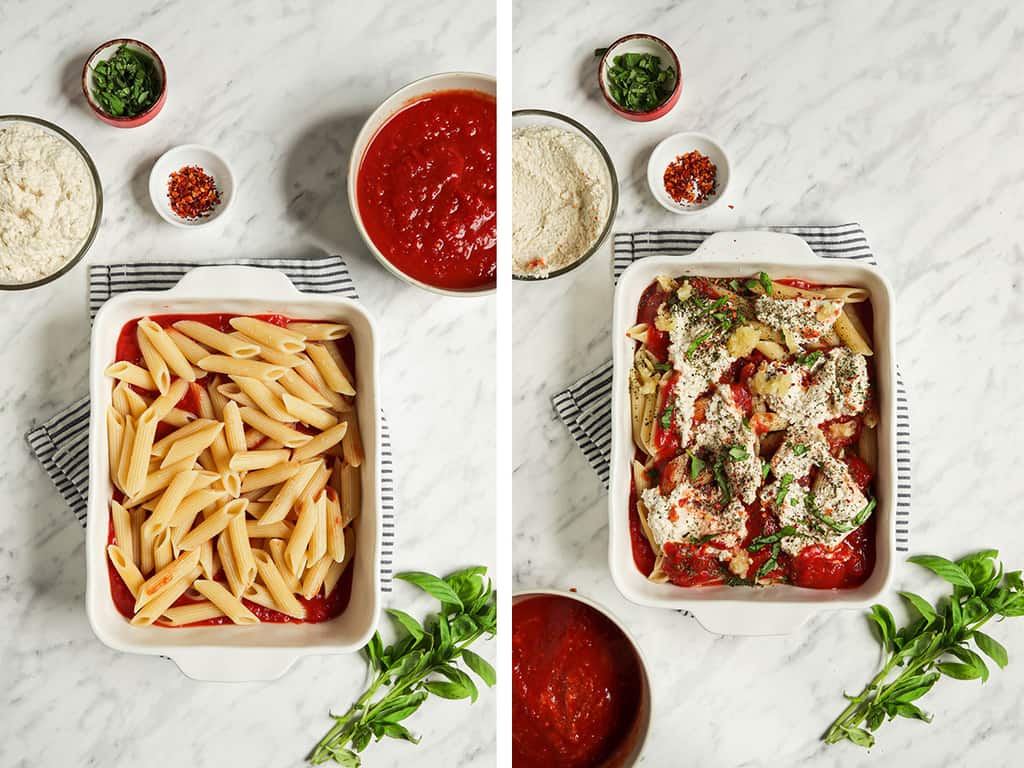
[
  {"x1": 824, "y1": 550, "x2": 1024, "y2": 749},
  {"x1": 309, "y1": 567, "x2": 496, "y2": 766}
]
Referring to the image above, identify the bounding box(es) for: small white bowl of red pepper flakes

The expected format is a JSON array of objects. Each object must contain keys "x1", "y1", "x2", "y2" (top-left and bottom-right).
[
  {"x1": 148, "y1": 144, "x2": 234, "y2": 227},
  {"x1": 647, "y1": 132, "x2": 730, "y2": 214}
]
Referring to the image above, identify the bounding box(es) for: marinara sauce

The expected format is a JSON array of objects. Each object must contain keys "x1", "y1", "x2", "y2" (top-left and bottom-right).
[
  {"x1": 513, "y1": 595, "x2": 644, "y2": 767},
  {"x1": 356, "y1": 89, "x2": 496, "y2": 291}
]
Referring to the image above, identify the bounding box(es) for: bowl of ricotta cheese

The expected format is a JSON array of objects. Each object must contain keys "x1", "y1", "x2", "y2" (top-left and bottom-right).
[
  {"x1": 512, "y1": 110, "x2": 617, "y2": 280},
  {"x1": 0, "y1": 116, "x2": 102, "y2": 290}
]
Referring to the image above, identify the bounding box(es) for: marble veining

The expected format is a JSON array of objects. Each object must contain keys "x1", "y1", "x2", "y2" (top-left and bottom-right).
[
  {"x1": 513, "y1": 1, "x2": 1024, "y2": 766},
  {"x1": 0, "y1": 1, "x2": 495, "y2": 766}
]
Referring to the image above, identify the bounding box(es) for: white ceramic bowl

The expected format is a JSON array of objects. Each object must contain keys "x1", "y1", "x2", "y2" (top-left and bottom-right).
[
  {"x1": 348, "y1": 71, "x2": 496, "y2": 297},
  {"x1": 86, "y1": 266, "x2": 382, "y2": 680},
  {"x1": 608, "y1": 231, "x2": 897, "y2": 636},
  {"x1": 511, "y1": 109, "x2": 619, "y2": 281},
  {"x1": 647, "y1": 132, "x2": 730, "y2": 214},
  {"x1": 513, "y1": 589, "x2": 651, "y2": 766},
  {"x1": 149, "y1": 145, "x2": 234, "y2": 227}
]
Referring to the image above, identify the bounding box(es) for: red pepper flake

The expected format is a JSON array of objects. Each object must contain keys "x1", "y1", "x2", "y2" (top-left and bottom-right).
[
  {"x1": 167, "y1": 165, "x2": 221, "y2": 220},
  {"x1": 663, "y1": 150, "x2": 717, "y2": 205}
]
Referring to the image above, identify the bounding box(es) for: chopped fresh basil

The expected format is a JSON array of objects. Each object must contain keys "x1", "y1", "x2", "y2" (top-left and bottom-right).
[
  {"x1": 606, "y1": 52, "x2": 675, "y2": 112},
  {"x1": 775, "y1": 473, "x2": 795, "y2": 507},
  {"x1": 689, "y1": 452, "x2": 705, "y2": 481},
  {"x1": 761, "y1": 460, "x2": 771, "y2": 480},
  {"x1": 654, "y1": 362, "x2": 672, "y2": 372},
  {"x1": 712, "y1": 458, "x2": 731, "y2": 504},
  {"x1": 797, "y1": 350, "x2": 822, "y2": 367},
  {"x1": 750, "y1": 525, "x2": 798, "y2": 552},
  {"x1": 728, "y1": 279, "x2": 741, "y2": 292},
  {"x1": 759, "y1": 271, "x2": 773, "y2": 295},
  {"x1": 686, "y1": 331, "x2": 712, "y2": 358},
  {"x1": 727, "y1": 445, "x2": 749, "y2": 462},
  {"x1": 659, "y1": 403, "x2": 674, "y2": 429},
  {"x1": 791, "y1": 443, "x2": 809, "y2": 456},
  {"x1": 853, "y1": 498, "x2": 877, "y2": 527},
  {"x1": 805, "y1": 492, "x2": 850, "y2": 533}
]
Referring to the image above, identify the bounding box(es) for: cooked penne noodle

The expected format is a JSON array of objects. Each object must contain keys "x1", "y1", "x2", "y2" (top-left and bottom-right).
[
  {"x1": 198, "y1": 539, "x2": 217, "y2": 579},
  {"x1": 281, "y1": 392, "x2": 338, "y2": 431},
  {"x1": 111, "y1": 380, "x2": 134, "y2": 416},
  {"x1": 229, "y1": 449, "x2": 291, "y2": 472},
  {"x1": 143, "y1": 469, "x2": 197, "y2": 535},
  {"x1": 241, "y1": 582, "x2": 280, "y2": 613},
  {"x1": 209, "y1": 429, "x2": 232, "y2": 475},
  {"x1": 197, "y1": 355, "x2": 286, "y2": 381},
  {"x1": 116, "y1": 417, "x2": 136, "y2": 494},
  {"x1": 252, "y1": 549, "x2": 306, "y2": 619},
  {"x1": 107, "y1": 409, "x2": 125, "y2": 491},
  {"x1": 295, "y1": 357, "x2": 350, "y2": 411},
  {"x1": 194, "y1": 579, "x2": 259, "y2": 625},
  {"x1": 230, "y1": 375, "x2": 294, "y2": 422},
  {"x1": 231, "y1": 332, "x2": 305, "y2": 368},
  {"x1": 770, "y1": 282, "x2": 869, "y2": 302},
  {"x1": 129, "y1": 506, "x2": 145, "y2": 566},
  {"x1": 285, "y1": 492, "x2": 320, "y2": 576},
  {"x1": 323, "y1": 559, "x2": 345, "y2": 598},
  {"x1": 138, "y1": 318, "x2": 195, "y2": 382},
  {"x1": 835, "y1": 306, "x2": 873, "y2": 356},
  {"x1": 240, "y1": 461, "x2": 301, "y2": 492},
  {"x1": 217, "y1": 382, "x2": 259, "y2": 410},
  {"x1": 287, "y1": 321, "x2": 349, "y2": 340},
  {"x1": 153, "y1": 528, "x2": 174, "y2": 571},
  {"x1": 858, "y1": 426, "x2": 877, "y2": 472},
  {"x1": 341, "y1": 411, "x2": 364, "y2": 467},
  {"x1": 161, "y1": 422, "x2": 223, "y2": 468},
  {"x1": 301, "y1": 554, "x2": 332, "y2": 599},
  {"x1": 148, "y1": 378, "x2": 189, "y2": 421},
  {"x1": 245, "y1": 501, "x2": 270, "y2": 518},
  {"x1": 161, "y1": 600, "x2": 226, "y2": 626},
  {"x1": 339, "y1": 462, "x2": 362, "y2": 528},
  {"x1": 167, "y1": 489, "x2": 229, "y2": 539},
  {"x1": 325, "y1": 487, "x2": 345, "y2": 562},
  {"x1": 754, "y1": 340, "x2": 788, "y2": 361},
  {"x1": 268, "y1": 538, "x2": 302, "y2": 593},
  {"x1": 137, "y1": 329, "x2": 171, "y2": 393},
  {"x1": 306, "y1": 343, "x2": 355, "y2": 395},
  {"x1": 246, "y1": 520, "x2": 293, "y2": 538},
  {"x1": 308, "y1": 487, "x2": 328, "y2": 564},
  {"x1": 222, "y1": 400, "x2": 247, "y2": 454},
  {"x1": 107, "y1": 544, "x2": 144, "y2": 597},
  {"x1": 291, "y1": 421, "x2": 348, "y2": 463},
  {"x1": 177, "y1": 498, "x2": 248, "y2": 551},
  {"x1": 173, "y1": 320, "x2": 260, "y2": 358},
  {"x1": 105, "y1": 361, "x2": 156, "y2": 390},
  {"x1": 135, "y1": 548, "x2": 202, "y2": 610},
  {"x1": 165, "y1": 327, "x2": 213, "y2": 363},
  {"x1": 131, "y1": 567, "x2": 201, "y2": 626},
  {"x1": 238, "y1": 406, "x2": 312, "y2": 448},
  {"x1": 279, "y1": 368, "x2": 333, "y2": 409},
  {"x1": 163, "y1": 407, "x2": 197, "y2": 427},
  {"x1": 122, "y1": 386, "x2": 151, "y2": 418},
  {"x1": 229, "y1": 316, "x2": 306, "y2": 354},
  {"x1": 217, "y1": 532, "x2": 244, "y2": 597},
  {"x1": 125, "y1": 409, "x2": 160, "y2": 497},
  {"x1": 151, "y1": 419, "x2": 214, "y2": 457},
  {"x1": 261, "y1": 461, "x2": 320, "y2": 524},
  {"x1": 227, "y1": 513, "x2": 257, "y2": 590}
]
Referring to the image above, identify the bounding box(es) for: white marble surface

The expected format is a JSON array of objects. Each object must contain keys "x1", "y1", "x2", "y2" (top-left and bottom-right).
[
  {"x1": 513, "y1": 1, "x2": 1024, "y2": 765},
  {"x1": 0, "y1": 2, "x2": 495, "y2": 766}
]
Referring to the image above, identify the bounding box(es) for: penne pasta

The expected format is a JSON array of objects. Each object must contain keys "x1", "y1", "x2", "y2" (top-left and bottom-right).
[
  {"x1": 196, "y1": 355, "x2": 286, "y2": 381},
  {"x1": 291, "y1": 421, "x2": 348, "y2": 463},
  {"x1": 835, "y1": 305, "x2": 873, "y2": 356},
  {"x1": 228, "y1": 449, "x2": 291, "y2": 473},
  {"x1": 260, "y1": 461, "x2": 320, "y2": 524},
  {"x1": 340, "y1": 411, "x2": 364, "y2": 467},
  {"x1": 142, "y1": 469, "x2": 197, "y2": 535},
  {"x1": 161, "y1": 600, "x2": 226, "y2": 626},
  {"x1": 148, "y1": 378, "x2": 189, "y2": 421},
  {"x1": 227, "y1": 512, "x2": 257, "y2": 590},
  {"x1": 131, "y1": 567, "x2": 201, "y2": 626},
  {"x1": 138, "y1": 318, "x2": 195, "y2": 382},
  {"x1": 105, "y1": 361, "x2": 157, "y2": 390},
  {"x1": 285, "y1": 492, "x2": 321, "y2": 576},
  {"x1": 252, "y1": 549, "x2": 306, "y2": 619},
  {"x1": 167, "y1": 489, "x2": 229, "y2": 542},
  {"x1": 295, "y1": 357, "x2": 350, "y2": 411},
  {"x1": 107, "y1": 544, "x2": 144, "y2": 597},
  {"x1": 241, "y1": 582, "x2": 280, "y2": 613},
  {"x1": 222, "y1": 400, "x2": 247, "y2": 454},
  {"x1": 153, "y1": 528, "x2": 174, "y2": 571},
  {"x1": 160, "y1": 422, "x2": 223, "y2": 468},
  {"x1": 339, "y1": 462, "x2": 362, "y2": 528},
  {"x1": 268, "y1": 537, "x2": 302, "y2": 593},
  {"x1": 286, "y1": 321, "x2": 349, "y2": 341},
  {"x1": 229, "y1": 316, "x2": 306, "y2": 354},
  {"x1": 217, "y1": 532, "x2": 244, "y2": 597},
  {"x1": 125, "y1": 408, "x2": 160, "y2": 497},
  {"x1": 240, "y1": 461, "x2": 301, "y2": 493},
  {"x1": 231, "y1": 332, "x2": 305, "y2": 368},
  {"x1": 107, "y1": 409, "x2": 126, "y2": 490},
  {"x1": 137, "y1": 329, "x2": 171, "y2": 394},
  {"x1": 135, "y1": 548, "x2": 202, "y2": 610},
  {"x1": 305, "y1": 343, "x2": 355, "y2": 395},
  {"x1": 308, "y1": 487, "x2": 328, "y2": 564},
  {"x1": 281, "y1": 392, "x2": 338, "y2": 431},
  {"x1": 163, "y1": 407, "x2": 197, "y2": 427},
  {"x1": 217, "y1": 382, "x2": 259, "y2": 410},
  {"x1": 198, "y1": 539, "x2": 217, "y2": 579},
  {"x1": 151, "y1": 419, "x2": 217, "y2": 457},
  {"x1": 246, "y1": 519, "x2": 293, "y2": 539},
  {"x1": 177, "y1": 498, "x2": 248, "y2": 551},
  {"x1": 230, "y1": 376, "x2": 294, "y2": 422},
  {"x1": 301, "y1": 554, "x2": 332, "y2": 600},
  {"x1": 279, "y1": 368, "x2": 333, "y2": 409},
  {"x1": 325, "y1": 487, "x2": 345, "y2": 562},
  {"x1": 166, "y1": 327, "x2": 214, "y2": 364},
  {"x1": 238, "y1": 406, "x2": 312, "y2": 448},
  {"x1": 194, "y1": 579, "x2": 259, "y2": 625},
  {"x1": 172, "y1": 320, "x2": 260, "y2": 358}
]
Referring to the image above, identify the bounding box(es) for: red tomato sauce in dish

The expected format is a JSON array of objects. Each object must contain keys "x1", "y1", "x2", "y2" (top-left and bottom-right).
[
  {"x1": 628, "y1": 277, "x2": 877, "y2": 590},
  {"x1": 356, "y1": 89, "x2": 496, "y2": 291},
  {"x1": 513, "y1": 595, "x2": 644, "y2": 768},
  {"x1": 107, "y1": 313, "x2": 355, "y2": 626}
]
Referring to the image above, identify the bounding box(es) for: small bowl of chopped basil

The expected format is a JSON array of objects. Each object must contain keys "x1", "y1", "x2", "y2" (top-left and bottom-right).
[
  {"x1": 82, "y1": 39, "x2": 166, "y2": 128},
  {"x1": 598, "y1": 33, "x2": 681, "y2": 121}
]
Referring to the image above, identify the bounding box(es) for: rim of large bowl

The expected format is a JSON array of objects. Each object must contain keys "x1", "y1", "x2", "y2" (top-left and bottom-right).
[
  {"x1": 348, "y1": 71, "x2": 497, "y2": 297},
  {"x1": 511, "y1": 109, "x2": 619, "y2": 281},
  {"x1": 0, "y1": 115, "x2": 103, "y2": 291}
]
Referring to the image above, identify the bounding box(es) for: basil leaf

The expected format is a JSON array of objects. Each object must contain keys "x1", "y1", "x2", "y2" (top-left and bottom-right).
[
  {"x1": 758, "y1": 271, "x2": 773, "y2": 295},
  {"x1": 461, "y1": 649, "x2": 497, "y2": 687},
  {"x1": 868, "y1": 604, "x2": 897, "y2": 651},
  {"x1": 796, "y1": 350, "x2": 822, "y2": 367},
  {"x1": 898, "y1": 591, "x2": 937, "y2": 625},
  {"x1": 844, "y1": 727, "x2": 874, "y2": 748},
  {"x1": 790, "y1": 443, "x2": 809, "y2": 456},
  {"x1": 937, "y1": 662, "x2": 982, "y2": 680},
  {"x1": 690, "y1": 452, "x2": 706, "y2": 481},
  {"x1": 712, "y1": 458, "x2": 731, "y2": 504},
  {"x1": 660, "y1": 403, "x2": 674, "y2": 429},
  {"x1": 396, "y1": 571, "x2": 464, "y2": 609},
  {"x1": 908, "y1": 555, "x2": 975, "y2": 591},
  {"x1": 775, "y1": 474, "x2": 794, "y2": 507},
  {"x1": 386, "y1": 609, "x2": 425, "y2": 642},
  {"x1": 727, "y1": 444, "x2": 749, "y2": 461},
  {"x1": 654, "y1": 362, "x2": 672, "y2": 372},
  {"x1": 894, "y1": 703, "x2": 932, "y2": 722},
  {"x1": 382, "y1": 723, "x2": 420, "y2": 743},
  {"x1": 424, "y1": 680, "x2": 471, "y2": 700},
  {"x1": 761, "y1": 460, "x2": 770, "y2": 480},
  {"x1": 949, "y1": 646, "x2": 989, "y2": 682},
  {"x1": 974, "y1": 631, "x2": 1009, "y2": 668}
]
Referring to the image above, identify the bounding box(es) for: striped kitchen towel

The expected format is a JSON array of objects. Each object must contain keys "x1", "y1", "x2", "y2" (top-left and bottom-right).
[
  {"x1": 552, "y1": 223, "x2": 912, "y2": 551},
  {"x1": 26, "y1": 254, "x2": 398, "y2": 590}
]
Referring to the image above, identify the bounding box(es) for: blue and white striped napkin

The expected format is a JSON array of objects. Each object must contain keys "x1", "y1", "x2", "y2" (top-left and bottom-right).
[
  {"x1": 26, "y1": 254, "x2": 398, "y2": 591},
  {"x1": 552, "y1": 224, "x2": 912, "y2": 552}
]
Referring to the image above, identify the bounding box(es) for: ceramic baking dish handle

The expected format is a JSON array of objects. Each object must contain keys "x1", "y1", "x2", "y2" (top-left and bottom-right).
[
  {"x1": 689, "y1": 603, "x2": 819, "y2": 636},
  {"x1": 691, "y1": 231, "x2": 820, "y2": 264},
  {"x1": 169, "y1": 648, "x2": 301, "y2": 681},
  {"x1": 169, "y1": 265, "x2": 303, "y2": 298}
]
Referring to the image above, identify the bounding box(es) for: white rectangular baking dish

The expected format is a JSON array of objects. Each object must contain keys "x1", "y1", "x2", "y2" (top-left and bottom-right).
[
  {"x1": 609, "y1": 231, "x2": 897, "y2": 635},
  {"x1": 86, "y1": 266, "x2": 381, "y2": 680}
]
